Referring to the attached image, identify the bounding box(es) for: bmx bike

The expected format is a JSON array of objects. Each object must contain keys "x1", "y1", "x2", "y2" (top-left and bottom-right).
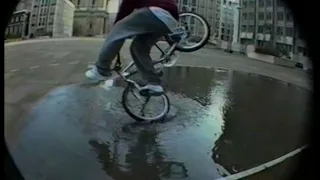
[{"x1": 110, "y1": 12, "x2": 211, "y2": 122}]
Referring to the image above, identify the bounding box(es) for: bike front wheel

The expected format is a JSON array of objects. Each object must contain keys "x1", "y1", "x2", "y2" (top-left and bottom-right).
[
  {"x1": 166, "y1": 12, "x2": 211, "y2": 52},
  {"x1": 122, "y1": 84, "x2": 170, "y2": 122}
]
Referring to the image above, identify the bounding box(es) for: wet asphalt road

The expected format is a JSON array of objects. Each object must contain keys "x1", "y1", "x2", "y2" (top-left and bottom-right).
[{"x1": 8, "y1": 66, "x2": 310, "y2": 180}]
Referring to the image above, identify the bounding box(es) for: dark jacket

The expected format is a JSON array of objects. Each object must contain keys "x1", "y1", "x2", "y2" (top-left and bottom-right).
[{"x1": 115, "y1": 0, "x2": 179, "y2": 23}]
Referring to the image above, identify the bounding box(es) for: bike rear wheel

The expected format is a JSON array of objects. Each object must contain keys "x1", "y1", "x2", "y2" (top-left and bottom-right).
[
  {"x1": 166, "y1": 12, "x2": 211, "y2": 52},
  {"x1": 122, "y1": 84, "x2": 170, "y2": 122}
]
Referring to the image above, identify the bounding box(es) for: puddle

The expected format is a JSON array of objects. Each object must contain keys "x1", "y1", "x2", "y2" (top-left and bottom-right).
[{"x1": 9, "y1": 66, "x2": 310, "y2": 179}]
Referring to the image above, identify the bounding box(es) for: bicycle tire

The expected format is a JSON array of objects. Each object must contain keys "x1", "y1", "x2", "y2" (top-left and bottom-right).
[
  {"x1": 166, "y1": 12, "x2": 211, "y2": 52},
  {"x1": 122, "y1": 84, "x2": 170, "y2": 122}
]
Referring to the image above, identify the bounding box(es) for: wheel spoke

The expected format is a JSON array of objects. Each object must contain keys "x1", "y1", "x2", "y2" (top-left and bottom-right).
[
  {"x1": 140, "y1": 96, "x2": 151, "y2": 115},
  {"x1": 130, "y1": 88, "x2": 143, "y2": 103}
]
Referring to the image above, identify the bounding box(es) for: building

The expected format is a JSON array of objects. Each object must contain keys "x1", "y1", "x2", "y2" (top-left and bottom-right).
[
  {"x1": 5, "y1": 0, "x2": 33, "y2": 39},
  {"x1": 239, "y1": 0, "x2": 307, "y2": 57},
  {"x1": 5, "y1": 10, "x2": 31, "y2": 39},
  {"x1": 15, "y1": 0, "x2": 33, "y2": 11},
  {"x1": 29, "y1": 0, "x2": 75, "y2": 37},
  {"x1": 217, "y1": 0, "x2": 239, "y2": 42},
  {"x1": 70, "y1": 0, "x2": 109, "y2": 36},
  {"x1": 232, "y1": 5, "x2": 241, "y2": 43}
]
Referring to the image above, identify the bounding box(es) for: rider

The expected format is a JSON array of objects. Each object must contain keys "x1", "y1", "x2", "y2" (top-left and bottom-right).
[{"x1": 85, "y1": 0, "x2": 179, "y2": 95}]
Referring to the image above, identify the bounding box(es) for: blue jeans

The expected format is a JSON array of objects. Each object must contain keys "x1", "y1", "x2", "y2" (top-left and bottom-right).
[{"x1": 96, "y1": 8, "x2": 171, "y2": 84}]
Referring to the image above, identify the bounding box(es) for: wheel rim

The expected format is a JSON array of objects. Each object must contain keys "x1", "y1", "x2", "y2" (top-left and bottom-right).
[
  {"x1": 176, "y1": 12, "x2": 210, "y2": 50},
  {"x1": 124, "y1": 86, "x2": 169, "y2": 121}
]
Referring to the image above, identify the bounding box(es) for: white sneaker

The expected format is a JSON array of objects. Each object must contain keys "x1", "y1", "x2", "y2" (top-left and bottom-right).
[
  {"x1": 140, "y1": 84, "x2": 164, "y2": 96},
  {"x1": 85, "y1": 65, "x2": 110, "y2": 81}
]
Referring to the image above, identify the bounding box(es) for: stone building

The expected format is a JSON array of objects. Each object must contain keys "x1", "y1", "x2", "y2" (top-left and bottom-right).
[
  {"x1": 5, "y1": 10, "x2": 31, "y2": 39},
  {"x1": 29, "y1": 0, "x2": 75, "y2": 37},
  {"x1": 70, "y1": 0, "x2": 109, "y2": 36}
]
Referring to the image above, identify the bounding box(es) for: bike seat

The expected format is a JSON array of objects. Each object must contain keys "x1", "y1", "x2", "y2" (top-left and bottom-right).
[{"x1": 168, "y1": 33, "x2": 182, "y2": 43}]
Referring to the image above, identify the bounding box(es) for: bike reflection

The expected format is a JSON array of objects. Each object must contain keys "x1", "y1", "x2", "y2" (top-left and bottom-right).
[{"x1": 89, "y1": 126, "x2": 188, "y2": 179}]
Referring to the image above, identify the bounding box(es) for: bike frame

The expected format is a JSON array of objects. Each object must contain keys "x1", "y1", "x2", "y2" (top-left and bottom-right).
[{"x1": 113, "y1": 32, "x2": 187, "y2": 91}]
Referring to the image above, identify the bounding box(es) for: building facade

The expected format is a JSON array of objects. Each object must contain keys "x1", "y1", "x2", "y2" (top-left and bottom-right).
[
  {"x1": 5, "y1": 10, "x2": 31, "y2": 39},
  {"x1": 70, "y1": 0, "x2": 109, "y2": 36},
  {"x1": 15, "y1": 0, "x2": 33, "y2": 11},
  {"x1": 29, "y1": 0, "x2": 75, "y2": 37},
  {"x1": 217, "y1": 0, "x2": 239, "y2": 42},
  {"x1": 239, "y1": 0, "x2": 307, "y2": 57}
]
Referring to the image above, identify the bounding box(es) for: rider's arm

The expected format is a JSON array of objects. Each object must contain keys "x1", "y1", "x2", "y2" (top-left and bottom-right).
[{"x1": 114, "y1": 0, "x2": 137, "y2": 24}]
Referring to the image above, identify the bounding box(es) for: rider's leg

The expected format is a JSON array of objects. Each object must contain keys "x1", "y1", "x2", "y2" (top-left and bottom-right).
[
  {"x1": 130, "y1": 33, "x2": 169, "y2": 95},
  {"x1": 86, "y1": 7, "x2": 171, "y2": 80}
]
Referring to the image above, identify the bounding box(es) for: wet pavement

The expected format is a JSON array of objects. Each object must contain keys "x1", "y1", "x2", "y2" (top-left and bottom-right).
[{"x1": 8, "y1": 66, "x2": 310, "y2": 180}]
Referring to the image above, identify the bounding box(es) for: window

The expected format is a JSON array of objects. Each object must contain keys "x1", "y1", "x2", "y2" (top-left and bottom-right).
[
  {"x1": 277, "y1": 26, "x2": 284, "y2": 35},
  {"x1": 190, "y1": 18, "x2": 195, "y2": 24},
  {"x1": 277, "y1": 0, "x2": 284, "y2": 7},
  {"x1": 259, "y1": 0, "x2": 265, "y2": 7},
  {"x1": 249, "y1": 12, "x2": 255, "y2": 20},
  {"x1": 241, "y1": 25, "x2": 246, "y2": 32},
  {"x1": 266, "y1": 12, "x2": 272, "y2": 20},
  {"x1": 286, "y1": 27, "x2": 293, "y2": 37},
  {"x1": 222, "y1": 28, "x2": 225, "y2": 33},
  {"x1": 89, "y1": 22, "x2": 93, "y2": 29},
  {"x1": 77, "y1": 0, "x2": 80, "y2": 6},
  {"x1": 265, "y1": 24, "x2": 272, "y2": 33},
  {"x1": 249, "y1": 0, "x2": 255, "y2": 7},
  {"x1": 258, "y1": 12, "x2": 264, "y2": 20},
  {"x1": 191, "y1": 7, "x2": 196, "y2": 12},
  {"x1": 243, "y1": 1, "x2": 247, "y2": 8},
  {"x1": 266, "y1": 0, "x2": 272, "y2": 6},
  {"x1": 286, "y1": 12, "x2": 293, "y2": 22},
  {"x1": 92, "y1": 0, "x2": 95, "y2": 5},
  {"x1": 242, "y1": 12, "x2": 247, "y2": 20},
  {"x1": 223, "y1": 0, "x2": 226, "y2": 5},
  {"x1": 248, "y1": 25, "x2": 254, "y2": 32},
  {"x1": 183, "y1": 0, "x2": 187, "y2": 5},
  {"x1": 258, "y1": 25, "x2": 264, "y2": 33},
  {"x1": 32, "y1": 23, "x2": 35, "y2": 26},
  {"x1": 215, "y1": 22, "x2": 219, "y2": 29},
  {"x1": 277, "y1": 12, "x2": 283, "y2": 20},
  {"x1": 192, "y1": 0, "x2": 196, "y2": 6},
  {"x1": 182, "y1": 6, "x2": 187, "y2": 12}
]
